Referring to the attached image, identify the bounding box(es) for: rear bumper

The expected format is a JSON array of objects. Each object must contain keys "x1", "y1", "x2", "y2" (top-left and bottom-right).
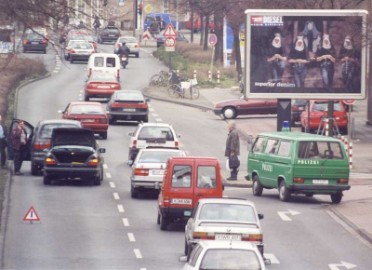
[
  {"x1": 131, "y1": 178, "x2": 162, "y2": 189},
  {"x1": 70, "y1": 54, "x2": 91, "y2": 61},
  {"x1": 44, "y1": 166, "x2": 101, "y2": 179},
  {"x1": 109, "y1": 111, "x2": 148, "y2": 119},
  {"x1": 159, "y1": 206, "x2": 193, "y2": 221}
]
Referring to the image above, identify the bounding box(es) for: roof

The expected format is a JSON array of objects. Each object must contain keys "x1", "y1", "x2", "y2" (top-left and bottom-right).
[
  {"x1": 258, "y1": 131, "x2": 342, "y2": 142},
  {"x1": 198, "y1": 240, "x2": 258, "y2": 250},
  {"x1": 197, "y1": 197, "x2": 256, "y2": 206},
  {"x1": 139, "y1": 122, "x2": 173, "y2": 127},
  {"x1": 37, "y1": 119, "x2": 82, "y2": 125}
]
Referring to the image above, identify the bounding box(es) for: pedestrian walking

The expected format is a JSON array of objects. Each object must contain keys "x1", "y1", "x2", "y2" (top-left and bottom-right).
[
  {"x1": 11, "y1": 120, "x2": 27, "y2": 175},
  {"x1": 0, "y1": 115, "x2": 7, "y2": 168},
  {"x1": 225, "y1": 121, "x2": 240, "y2": 180}
]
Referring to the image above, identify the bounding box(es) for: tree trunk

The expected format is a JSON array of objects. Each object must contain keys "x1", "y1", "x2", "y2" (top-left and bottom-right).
[
  {"x1": 203, "y1": 14, "x2": 210, "y2": 50},
  {"x1": 213, "y1": 9, "x2": 223, "y2": 64}
]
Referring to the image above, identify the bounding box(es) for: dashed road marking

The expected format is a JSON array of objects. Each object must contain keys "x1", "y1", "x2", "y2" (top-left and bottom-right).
[
  {"x1": 264, "y1": 253, "x2": 280, "y2": 264},
  {"x1": 103, "y1": 164, "x2": 108, "y2": 169},
  {"x1": 134, "y1": 249, "x2": 142, "y2": 259},
  {"x1": 106, "y1": 172, "x2": 111, "y2": 178},
  {"x1": 109, "y1": 181, "x2": 116, "y2": 188},
  {"x1": 117, "y1": 204, "x2": 125, "y2": 213},
  {"x1": 113, "y1": 192, "x2": 120, "y2": 200},
  {"x1": 128, "y1": 233, "x2": 136, "y2": 242},
  {"x1": 155, "y1": 118, "x2": 162, "y2": 122},
  {"x1": 122, "y1": 218, "x2": 130, "y2": 227}
]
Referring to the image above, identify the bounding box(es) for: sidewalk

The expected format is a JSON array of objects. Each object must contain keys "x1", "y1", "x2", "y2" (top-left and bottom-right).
[{"x1": 142, "y1": 85, "x2": 372, "y2": 245}]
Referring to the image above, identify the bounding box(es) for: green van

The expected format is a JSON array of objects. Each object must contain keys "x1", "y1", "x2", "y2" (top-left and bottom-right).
[{"x1": 247, "y1": 132, "x2": 350, "y2": 203}]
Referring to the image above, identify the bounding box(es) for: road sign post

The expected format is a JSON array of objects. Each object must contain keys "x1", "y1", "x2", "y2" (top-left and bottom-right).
[
  {"x1": 208, "y1": 34, "x2": 218, "y2": 77},
  {"x1": 163, "y1": 24, "x2": 177, "y2": 70}
]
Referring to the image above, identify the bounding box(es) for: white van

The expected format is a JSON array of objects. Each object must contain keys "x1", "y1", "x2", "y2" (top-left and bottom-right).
[{"x1": 87, "y1": 53, "x2": 121, "y2": 80}]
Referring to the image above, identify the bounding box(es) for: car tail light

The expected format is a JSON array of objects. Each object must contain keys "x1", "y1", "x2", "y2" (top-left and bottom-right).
[
  {"x1": 23, "y1": 39, "x2": 29, "y2": 44},
  {"x1": 99, "y1": 118, "x2": 107, "y2": 124},
  {"x1": 45, "y1": 157, "x2": 57, "y2": 165},
  {"x1": 134, "y1": 44, "x2": 139, "y2": 48},
  {"x1": 293, "y1": 177, "x2": 304, "y2": 183},
  {"x1": 42, "y1": 39, "x2": 48, "y2": 44},
  {"x1": 193, "y1": 232, "x2": 215, "y2": 240},
  {"x1": 70, "y1": 49, "x2": 76, "y2": 53},
  {"x1": 87, "y1": 158, "x2": 99, "y2": 166},
  {"x1": 134, "y1": 168, "x2": 149, "y2": 176},
  {"x1": 34, "y1": 140, "x2": 51, "y2": 151},
  {"x1": 338, "y1": 178, "x2": 349, "y2": 184},
  {"x1": 242, "y1": 233, "x2": 263, "y2": 242}
]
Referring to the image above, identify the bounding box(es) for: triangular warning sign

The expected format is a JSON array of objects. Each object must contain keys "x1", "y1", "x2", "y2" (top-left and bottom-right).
[
  {"x1": 23, "y1": 206, "x2": 40, "y2": 222},
  {"x1": 163, "y1": 23, "x2": 177, "y2": 37}
]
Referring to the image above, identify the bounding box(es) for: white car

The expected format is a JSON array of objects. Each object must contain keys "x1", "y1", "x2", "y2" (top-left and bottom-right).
[
  {"x1": 127, "y1": 122, "x2": 181, "y2": 163},
  {"x1": 130, "y1": 148, "x2": 186, "y2": 198},
  {"x1": 181, "y1": 240, "x2": 266, "y2": 270},
  {"x1": 184, "y1": 198, "x2": 264, "y2": 257},
  {"x1": 114, "y1": 36, "x2": 140, "y2": 57}
]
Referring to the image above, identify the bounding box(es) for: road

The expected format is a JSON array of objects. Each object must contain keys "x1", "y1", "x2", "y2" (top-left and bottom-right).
[{"x1": 0, "y1": 41, "x2": 371, "y2": 270}]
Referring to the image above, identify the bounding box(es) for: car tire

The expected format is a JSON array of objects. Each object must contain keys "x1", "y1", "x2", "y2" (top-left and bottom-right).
[
  {"x1": 142, "y1": 116, "x2": 148, "y2": 123},
  {"x1": 331, "y1": 192, "x2": 343, "y2": 204},
  {"x1": 222, "y1": 107, "x2": 237, "y2": 119},
  {"x1": 43, "y1": 49, "x2": 47, "y2": 54},
  {"x1": 252, "y1": 175, "x2": 263, "y2": 196},
  {"x1": 31, "y1": 162, "x2": 40, "y2": 176},
  {"x1": 84, "y1": 95, "x2": 89, "y2": 101},
  {"x1": 184, "y1": 238, "x2": 191, "y2": 256},
  {"x1": 157, "y1": 212, "x2": 161, "y2": 225},
  {"x1": 159, "y1": 213, "x2": 168, "y2": 231},
  {"x1": 279, "y1": 180, "x2": 290, "y2": 202},
  {"x1": 108, "y1": 117, "x2": 116, "y2": 125},
  {"x1": 93, "y1": 170, "x2": 102, "y2": 186},
  {"x1": 301, "y1": 125, "x2": 305, "y2": 132},
  {"x1": 131, "y1": 185, "x2": 138, "y2": 198},
  {"x1": 43, "y1": 175, "x2": 51, "y2": 185},
  {"x1": 101, "y1": 132, "x2": 107, "y2": 140},
  {"x1": 70, "y1": 58, "x2": 74, "y2": 64},
  {"x1": 136, "y1": 53, "x2": 139, "y2": 58}
]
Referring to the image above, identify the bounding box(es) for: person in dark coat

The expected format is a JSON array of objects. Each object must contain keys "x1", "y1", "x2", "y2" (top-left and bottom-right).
[
  {"x1": 225, "y1": 121, "x2": 240, "y2": 180},
  {"x1": 11, "y1": 121, "x2": 27, "y2": 175}
]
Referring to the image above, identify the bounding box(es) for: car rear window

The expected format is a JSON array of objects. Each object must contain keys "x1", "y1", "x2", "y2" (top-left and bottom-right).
[
  {"x1": 138, "y1": 127, "x2": 174, "y2": 140},
  {"x1": 104, "y1": 28, "x2": 119, "y2": 34},
  {"x1": 201, "y1": 249, "x2": 262, "y2": 269},
  {"x1": 120, "y1": 37, "x2": 137, "y2": 43},
  {"x1": 40, "y1": 123, "x2": 80, "y2": 139},
  {"x1": 314, "y1": 101, "x2": 343, "y2": 112},
  {"x1": 116, "y1": 92, "x2": 144, "y2": 101},
  {"x1": 197, "y1": 166, "x2": 216, "y2": 188},
  {"x1": 298, "y1": 141, "x2": 344, "y2": 159},
  {"x1": 138, "y1": 151, "x2": 182, "y2": 163},
  {"x1": 70, "y1": 105, "x2": 104, "y2": 115},
  {"x1": 199, "y1": 203, "x2": 256, "y2": 222}
]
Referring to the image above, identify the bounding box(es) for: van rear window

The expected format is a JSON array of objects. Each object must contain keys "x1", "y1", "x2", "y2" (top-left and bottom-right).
[
  {"x1": 298, "y1": 141, "x2": 344, "y2": 159},
  {"x1": 171, "y1": 165, "x2": 191, "y2": 188},
  {"x1": 197, "y1": 166, "x2": 216, "y2": 188}
]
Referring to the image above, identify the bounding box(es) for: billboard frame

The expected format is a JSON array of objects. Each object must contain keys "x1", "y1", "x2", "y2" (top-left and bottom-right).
[{"x1": 244, "y1": 9, "x2": 368, "y2": 99}]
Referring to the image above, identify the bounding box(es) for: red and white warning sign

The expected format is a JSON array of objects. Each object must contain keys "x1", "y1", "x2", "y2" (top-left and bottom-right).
[{"x1": 23, "y1": 206, "x2": 40, "y2": 222}]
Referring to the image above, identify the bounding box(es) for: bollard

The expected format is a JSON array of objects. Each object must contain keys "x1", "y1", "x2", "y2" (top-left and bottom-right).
[
  {"x1": 343, "y1": 137, "x2": 349, "y2": 152},
  {"x1": 325, "y1": 119, "x2": 329, "y2": 136},
  {"x1": 193, "y1": 70, "x2": 197, "y2": 79},
  {"x1": 349, "y1": 142, "x2": 353, "y2": 169},
  {"x1": 208, "y1": 70, "x2": 212, "y2": 82},
  {"x1": 217, "y1": 70, "x2": 220, "y2": 84}
]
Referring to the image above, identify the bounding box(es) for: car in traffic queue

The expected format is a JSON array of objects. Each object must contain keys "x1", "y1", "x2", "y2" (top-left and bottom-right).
[
  {"x1": 84, "y1": 72, "x2": 121, "y2": 101},
  {"x1": 98, "y1": 25, "x2": 121, "y2": 43},
  {"x1": 107, "y1": 90, "x2": 149, "y2": 124},
  {"x1": 114, "y1": 36, "x2": 140, "y2": 58},
  {"x1": 22, "y1": 28, "x2": 48, "y2": 54},
  {"x1": 155, "y1": 29, "x2": 189, "y2": 48},
  {"x1": 43, "y1": 128, "x2": 105, "y2": 185},
  {"x1": 300, "y1": 100, "x2": 348, "y2": 135},
  {"x1": 60, "y1": 101, "x2": 109, "y2": 139},
  {"x1": 127, "y1": 122, "x2": 180, "y2": 163},
  {"x1": 180, "y1": 240, "x2": 266, "y2": 270},
  {"x1": 130, "y1": 148, "x2": 187, "y2": 198},
  {"x1": 65, "y1": 29, "x2": 97, "y2": 51},
  {"x1": 247, "y1": 131, "x2": 350, "y2": 203},
  {"x1": 157, "y1": 156, "x2": 224, "y2": 231},
  {"x1": 291, "y1": 99, "x2": 308, "y2": 127},
  {"x1": 87, "y1": 53, "x2": 121, "y2": 80},
  {"x1": 213, "y1": 98, "x2": 277, "y2": 119},
  {"x1": 184, "y1": 198, "x2": 264, "y2": 257},
  {"x1": 30, "y1": 119, "x2": 82, "y2": 175},
  {"x1": 67, "y1": 40, "x2": 95, "y2": 63}
]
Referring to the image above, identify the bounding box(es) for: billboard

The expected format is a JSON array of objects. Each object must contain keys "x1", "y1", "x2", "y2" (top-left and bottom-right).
[{"x1": 244, "y1": 9, "x2": 368, "y2": 99}]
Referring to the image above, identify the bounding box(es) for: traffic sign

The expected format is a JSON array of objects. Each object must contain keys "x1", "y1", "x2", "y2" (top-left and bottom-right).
[
  {"x1": 343, "y1": 99, "x2": 355, "y2": 105},
  {"x1": 165, "y1": 37, "x2": 176, "y2": 52},
  {"x1": 23, "y1": 206, "x2": 40, "y2": 223},
  {"x1": 163, "y1": 23, "x2": 177, "y2": 37},
  {"x1": 208, "y1": 33, "x2": 217, "y2": 46},
  {"x1": 142, "y1": 29, "x2": 151, "y2": 41}
]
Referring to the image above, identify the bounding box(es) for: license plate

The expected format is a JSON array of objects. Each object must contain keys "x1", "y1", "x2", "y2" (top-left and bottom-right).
[
  {"x1": 151, "y1": 169, "x2": 164, "y2": 175},
  {"x1": 313, "y1": 179, "x2": 329, "y2": 185},
  {"x1": 123, "y1": 108, "x2": 135, "y2": 112},
  {"x1": 171, "y1": 198, "x2": 192, "y2": 205},
  {"x1": 215, "y1": 234, "x2": 242, "y2": 241},
  {"x1": 97, "y1": 85, "x2": 110, "y2": 89},
  {"x1": 81, "y1": 119, "x2": 95, "y2": 122}
]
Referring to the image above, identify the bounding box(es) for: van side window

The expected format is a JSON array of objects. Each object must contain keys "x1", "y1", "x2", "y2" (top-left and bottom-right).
[
  {"x1": 265, "y1": 139, "x2": 279, "y2": 154},
  {"x1": 252, "y1": 137, "x2": 265, "y2": 153},
  {"x1": 94, "y1": 57, "x2": 104, "y2": 67},
  {"x1": 171, "y1": 165, "x2": 192, "y2": 188},
  {"x1": 298, "y1": 141, "x2": 343, "y2": 159},
  {"x1": 277, "y1": 140, "x2": 291, "y2": 157},
  {"x1": 197, "y1": 166, "x2": 216, "y2": 188}
]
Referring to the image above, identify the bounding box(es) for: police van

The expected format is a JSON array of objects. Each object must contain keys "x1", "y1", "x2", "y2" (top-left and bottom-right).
[{"x1": 247, "y1": 132, "x2": 350, "y2": 203}]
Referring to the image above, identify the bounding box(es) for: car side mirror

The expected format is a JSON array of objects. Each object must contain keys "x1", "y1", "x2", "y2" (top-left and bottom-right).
[
  {"x1": 146, "y1": 98, "x2": 151, "y2": 102},
  {"x1": 128, "y1": 132, "x2": 134, "y2": 137},
  {"x1": 58, "y1": 110, "x2": 63, "y2": 114},
  {"x1": 98, "y1": 148, "x2": 106, "y2": 153},
  {"x1": 258, "y1": 213, "x2": 264, "y2": 220}
]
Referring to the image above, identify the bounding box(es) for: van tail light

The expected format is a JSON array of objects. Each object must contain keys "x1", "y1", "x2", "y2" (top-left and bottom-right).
[
  {"x1": 338, "y1": 178, "x2": 349, "y2": 184},
  {"x1": 45, "y1": 157, "x2": 57, "y2": 166},
  {"x1": 34, "y1": 140, "x2": 51, "y2": 151},
  {"x1": 87, "y1": 158, "x2": 99, "y2": 167},
  {"x1": 293, "y1": 177, "x2": 304, "y2": 184},
  {"x1": 242, "y1": 233, "x2": 263, "y2": 242},
  {"x1": 134, "y1": 168, "x2": 149, "y2": 176},
  {"x1": 193, "y1": 232, "x2": 214, "y2": 240}
]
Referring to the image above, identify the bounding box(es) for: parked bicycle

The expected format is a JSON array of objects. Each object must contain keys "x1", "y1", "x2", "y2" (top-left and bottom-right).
[
  {"x1": 168, "y1": 71, "x2": 200, "y2": 99},
  {"x1": 149, "y1": 70, "x2": 170, "y2": 87}
]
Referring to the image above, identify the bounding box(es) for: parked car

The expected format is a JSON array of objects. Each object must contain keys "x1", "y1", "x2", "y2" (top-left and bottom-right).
[
  {"x1": 84, "y1": 72, "x2": 121, "y2": 101},
  {"x1": 130, "y1": 148, "x2": 186, "y2": 198},
  {"x1": 155, "y1": 30, "x2": 189, "y2": 48},
  {"x1": 43, "y1": 128, "x2": 105, "y2": 185},
  {"x1": 107, "y1": 90, "x2": 149, "y2": 124},
  {"x1": 127, "y1": 122, "x2": 180, "y2": 163},
  {"x1": 213, "y1": 99, "x2": 277, "y2": 119},
  {"x1": 30, "y1": 119, "x2": 82, "y2": 175},
  {"x1": 180, "y1": 241, "x2": 266, "y2": 270},
  {"x1": 184, "y1": 197, "x2": 264, "y2": 257},
  {"x1": 291, "y1": 99, "x2": 308, "y2": 127},
  {"x1": 300, "y1": 100, "x2": 348, "y2": 134},
  {"x1": 98, "y1": 26, "x2": 120, "y2": 44},
  {"x1": 114, "y1": 36, "x2": 140, "y2": 57},
  {"x1": 22, "y1": 29, "x2": 48, "y2": 54},
  {"x1": 60, "y1": 101, "x2": 109, "y2": 139},
  {"x1": 67, "y1": 40, "x2": 95, "y2": 63},
  {"x1": 157, "y1": 156, "x2": 224, "y2": 230}
]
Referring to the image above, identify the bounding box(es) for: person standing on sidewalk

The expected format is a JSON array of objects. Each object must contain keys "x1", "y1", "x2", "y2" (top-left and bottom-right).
[
  {"x1": 11, "y1": 120, "x2": 27, "y2": 175},
  {"x1": 225, "y1": 121, "x2": 240, "y2": 180},
  {"x1": 0, "y1": 115, "x2": 7, "y2": 168}
]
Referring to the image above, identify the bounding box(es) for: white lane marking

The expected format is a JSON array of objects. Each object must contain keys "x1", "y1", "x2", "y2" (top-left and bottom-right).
[
  {"x1": 113, "y1": 193, "x2": 120, "y2": 200},
  {"x1": 264, "y1": 253, "x2": 280, "y2": 264},
  {"x1": 103, "y1": 164, "x2": 108, "y2": 169},
  {"x1": 134, "y1": 249, "x2": 142, "y2": 259},
  {"x1": 140, "y1": 268, "x2": 147, "y2": 270},
  {"x1": 117, "y1": 204, "x2": 125, "y2": 213},
  {"x1": 152, "y1": 113, "x2": 159, "y2": 117},
  {"x1": 122, "y1": 218, "x2": 130, "y2": 227},
  {"x1": 128, "y1": 233, "x2": 136, "y2": 242},
  {"x1": 350, "y1": 172, "x2": 372, "y2": 179},
  {"x1": 329, "y1": 261, "x2": 356, "y2": 270},
  {"x1": 149, "y1": 107, "x2": 155, "y2": 111},
  {"x1": 109, "y1": 181, "x2": 116, "y2": 188},
  {"x1": 277, "y1": 210, "x2": 300, "y2": 221},
  {"x1": 155, "y1": 118, "x2": 162, "y2": 122},
  {"x1": 106, "y1": 172, "x2": 111, "y2": 178}
]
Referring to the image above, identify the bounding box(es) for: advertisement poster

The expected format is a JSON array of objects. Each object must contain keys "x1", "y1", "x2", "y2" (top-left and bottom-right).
[{"x1": 245, "y1": 10, "x2": 368, "y2": 99}]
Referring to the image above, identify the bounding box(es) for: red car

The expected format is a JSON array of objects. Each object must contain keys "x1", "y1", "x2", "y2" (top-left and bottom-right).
[
  {"x1": 300, "y1": 100, "x2": 348, "y2": 135},
  {"x1": 213, "y1": 99, "x2": 277, "y2": 119},
  {"x1": 60, "y1": 101, "x2": 109, "y2": 139},
  {"x1": 84, "y1": 72, "x2": 121, "y2": 101}
]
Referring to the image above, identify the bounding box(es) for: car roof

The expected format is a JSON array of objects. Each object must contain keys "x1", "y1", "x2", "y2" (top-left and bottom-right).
[
  {"x1": 138, "y1": 148, "x2": 184, "y2": 154},
  {"x1": 90, "y1": 53, "x2": 119, "y2": 58},
  {"x1": 197, "y1": 197, "x2": 256, "y2": 206},
  {"x1": 198, "y1": 240, "x2": 258, "y2": 250},
  {"x1": 69, "y1": 101, "x2": 102, "y2": 106},
  {"x1": 258, "y1": 131, "x2": 342, "y2": 142},
  {"x1": 139, "y1": 122, "x2": 174, "y2": 128},
  {"x1": 37, "y1": 119, "x2": 82, "y2": 126}
]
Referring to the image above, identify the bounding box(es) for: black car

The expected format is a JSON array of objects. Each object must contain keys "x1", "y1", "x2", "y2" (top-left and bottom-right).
[
  {"x1": 43, "y1": 128, "x2": 105, "y2": 185},
  {"x1": 22, "y1": 30, "x2": 48, "y2": 54},
  {"x1": 98, "y1": 26, "x2": 120, "y2": 44}
]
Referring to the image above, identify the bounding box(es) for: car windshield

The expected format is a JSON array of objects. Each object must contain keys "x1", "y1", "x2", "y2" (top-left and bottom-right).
[
  {"x1": 198, "y1": 203, "x2": 257, "y2": 222},
  {"x1": 313, "y1": 102, "x2": 343, "y2": 112},
  {"x1": 72, "y1": 42, "x2": 92, "y2": 49},
  {"x1": 40, "y1": 123, "x2": 79, "y2": 139},
  {"x1": 200, "y1": 249, "x2": 262, "y2": 270},
  {"x1": 137, "y1": 151, "x2": 182, "y2": 163},
  {"x1": 115, "y1": 92, "x2": 143, "y2": 101},
  {"x1": 70, "y1": 105, "x2": 103, "y2": 115},
  {"x1": 138, "y1": 127, "x2": 174, "y2": 140}
]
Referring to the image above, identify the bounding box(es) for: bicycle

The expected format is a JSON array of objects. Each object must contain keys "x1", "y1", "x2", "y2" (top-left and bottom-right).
[
  {"x1": 149, "y1": 70, "x2": 170, "y2": 87},
  {"x1": 168, "y1": 77, "x2": 200, "y2": 99}
]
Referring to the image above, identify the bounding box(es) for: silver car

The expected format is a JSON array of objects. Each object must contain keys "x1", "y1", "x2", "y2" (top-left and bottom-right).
[
  {"x1": 130, "y1": 148, "x2": 186, "y2": 198},
  {"x1": 184, "y1": 198, "x2": 264, "y2": 257}
]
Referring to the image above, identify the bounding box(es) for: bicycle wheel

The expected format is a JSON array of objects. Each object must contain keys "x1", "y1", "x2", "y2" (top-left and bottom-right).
[
  {"x1": 149, "y1": 74, "x2": 161, "y2": 86},
  {"x1": 168, "y1": 84, "x2": 179, "y2": 97},
  {"x1": 190, "y1": 85, "x2": 200, "y2": 99}
]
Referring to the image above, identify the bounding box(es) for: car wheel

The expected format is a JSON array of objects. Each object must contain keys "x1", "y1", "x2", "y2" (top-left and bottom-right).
[
  {"x1": 279, "y1": 180, "x2": 290, "y2": 202},
  {"x1": 184, "y1": 238, "x2": 191, "y2": 256},
  {"x1": 331, "y1": 192, "x2": 343, "y2": 204},
  {"x1": 157, "y1": 212, "x2": 160, "y2": 225},
  {"x1": 31, "y1": 162, "x2": 40, "y2": 176},
  {"x1": 84, "y1": 95, "x2": 89, "y2": 101},
  {"x1": 131, "y1": 185, "x2": 138, "y2": 198},
  {"x1": 159, "y1": 213, "x2": 168, "y2": 231},
  {"x1": 108, "y1": 116, "x2": 116, "y2": 125},
  {"x1": 222, "y1": 107, "x2": 237, "y2": 119},
  {"x1": 70, "y1": 58, "x2": 74, "y2": 64},
  {"x1": 43, "y1": 175, "x2": 51, "y2": 185},
  {"x1": 43, "y1": 49, "x2": 47, "y2": 54},
  {"x1": 252, "y1": 175, "x2": 263, "y2": 196},
  {"x1": 301, "y1": 125, "x2": 305, "y2": 132},
  {"x1": 142, "y1": 116, "x2": 148, "y2": 123},
  {"x1": 93, "y1": 171, "x2": 102, "y2": 186},
  {"x1": 101, "y1": 132, "x2": 107, "y2": 140}
]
